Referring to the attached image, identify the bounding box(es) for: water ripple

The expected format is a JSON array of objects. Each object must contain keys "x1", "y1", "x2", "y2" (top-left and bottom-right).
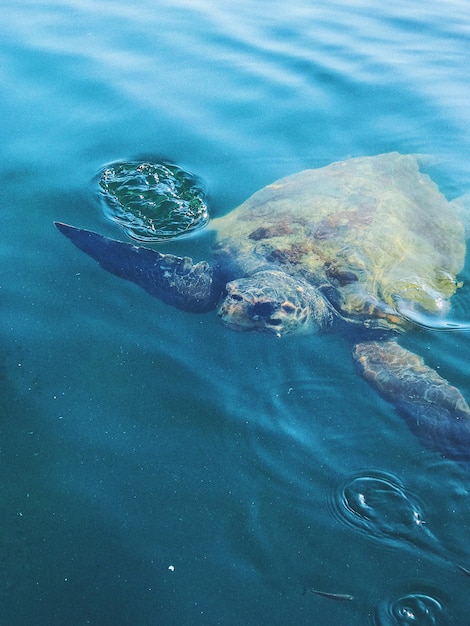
[
  {"x1": 374, "y1": 593, "x2": 446, "y2": 626},
  {"x1": 331, "y1": 471, "x2": 470, "y2": 583},
  {"x1": 334, "y1": 472, "x2": 436, "y2": 549},
  {"x1": 98, "y1": 161, "x2": 209, "y2": 241}
]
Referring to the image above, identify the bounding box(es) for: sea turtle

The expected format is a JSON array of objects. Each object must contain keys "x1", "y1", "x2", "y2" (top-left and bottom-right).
[{"x1": 55, "y1": 152, "x2": 470, "y2": 462}]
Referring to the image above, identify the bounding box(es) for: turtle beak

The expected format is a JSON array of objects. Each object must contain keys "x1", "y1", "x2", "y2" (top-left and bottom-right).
[
  {"x1": 247, "y1": 301, "x2": 283, "y2": 333},
  {"x1": 217, "y1": 297, "x2": 282, "y2": 334}
]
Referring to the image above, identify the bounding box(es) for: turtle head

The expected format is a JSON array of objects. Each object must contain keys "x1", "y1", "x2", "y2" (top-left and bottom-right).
[{"x1": 217, "y1": 270, "x2": 332, "y2": 336}]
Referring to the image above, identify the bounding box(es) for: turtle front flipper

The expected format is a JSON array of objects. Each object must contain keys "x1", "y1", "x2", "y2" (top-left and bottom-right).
[
  {"x1": 353, "y1": 341, "x2": 470, "y2": 462},
  {"x1": 55, "y1": 222, "x2": 221, "y2": 312}
]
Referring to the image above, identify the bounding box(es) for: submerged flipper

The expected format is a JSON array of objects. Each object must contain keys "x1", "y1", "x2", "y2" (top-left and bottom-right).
[
  {"x1": 55, "y1": 222, "x2": 221, "y2": 312},
  {"x1": 353, "y1": 341, "x2": 470, "y2": 462}
]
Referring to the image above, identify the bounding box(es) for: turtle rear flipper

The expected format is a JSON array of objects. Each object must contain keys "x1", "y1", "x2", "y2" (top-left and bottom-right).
[
  {"x1": 55, "y1": 222, "x2": 221, "y2": 313},
  {"x1": 353, "y1": 341, "x2": 470, "y2": 462}
]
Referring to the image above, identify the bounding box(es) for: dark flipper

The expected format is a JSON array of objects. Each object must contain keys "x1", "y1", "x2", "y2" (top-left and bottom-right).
[
  {"x1": 55, "y1": 222, "x2": 222, "y2": 312},
  {"x1": 353, "y1": 341, "x2": 470, "y2": 462}
]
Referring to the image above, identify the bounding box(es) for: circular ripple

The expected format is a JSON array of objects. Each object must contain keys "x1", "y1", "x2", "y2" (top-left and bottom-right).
[
  {"x1": 333, "y1": 472, "x2": 432, "y2": 547},
  {"x1": 375, "y1": 593, "x2": 445, "y2": 626},
  {"x1": 98, "y1": 161, "x2": 209, "y2": 241}
]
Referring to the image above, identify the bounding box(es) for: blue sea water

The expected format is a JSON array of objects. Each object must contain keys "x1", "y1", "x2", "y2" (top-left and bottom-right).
[{"x1": 2, "y1": 0, "x2": 470, "y2": 623}]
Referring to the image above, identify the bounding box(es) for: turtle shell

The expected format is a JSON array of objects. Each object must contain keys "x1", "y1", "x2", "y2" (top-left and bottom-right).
[{"x1": 211, "y1": 153, "x2": 465, "y2": 328}]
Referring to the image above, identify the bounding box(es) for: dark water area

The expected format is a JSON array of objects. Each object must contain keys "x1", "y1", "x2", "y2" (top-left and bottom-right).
[{"x1": 2, "y1": 1, "x2": 470, "y2": 624}]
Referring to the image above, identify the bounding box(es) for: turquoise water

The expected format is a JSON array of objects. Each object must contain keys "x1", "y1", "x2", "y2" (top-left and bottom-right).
[{"x1": 2, "y1": 0, "x2": 470, "y2": 623}]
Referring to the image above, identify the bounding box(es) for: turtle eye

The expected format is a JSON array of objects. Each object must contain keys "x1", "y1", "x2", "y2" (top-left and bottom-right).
[
  {"x1": 251, "y1": 301, "x2": 276, "y2": 317},
  {"x1": 267, "y1": 318, "x2": 282, "y2": 326},
  {"x1": 230, "y1": 293, "x2": 243, "y2": 302},
  {"x1": 281, "y1": 301, "x2": 296, "y2": 314}
]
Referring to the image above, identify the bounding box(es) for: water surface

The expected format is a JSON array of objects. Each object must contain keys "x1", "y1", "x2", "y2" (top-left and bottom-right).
[{"x1": 2, "y1": 0, "x2": 470, "y2": 623}]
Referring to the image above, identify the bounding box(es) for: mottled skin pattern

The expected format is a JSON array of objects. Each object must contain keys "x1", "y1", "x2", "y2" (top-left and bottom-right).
[
  {"x1": 55, "y1": 153, "x2": 470, "y2": 463},
  {"x1": 354, "y1": 342, "x2": 470, "y2": 462},
  {"x1": 211, "y1": 152, "x2": 465, "y2": 325},
  {"x1": 219, "y1": 271, "x2": 333, "y2": 334}
]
